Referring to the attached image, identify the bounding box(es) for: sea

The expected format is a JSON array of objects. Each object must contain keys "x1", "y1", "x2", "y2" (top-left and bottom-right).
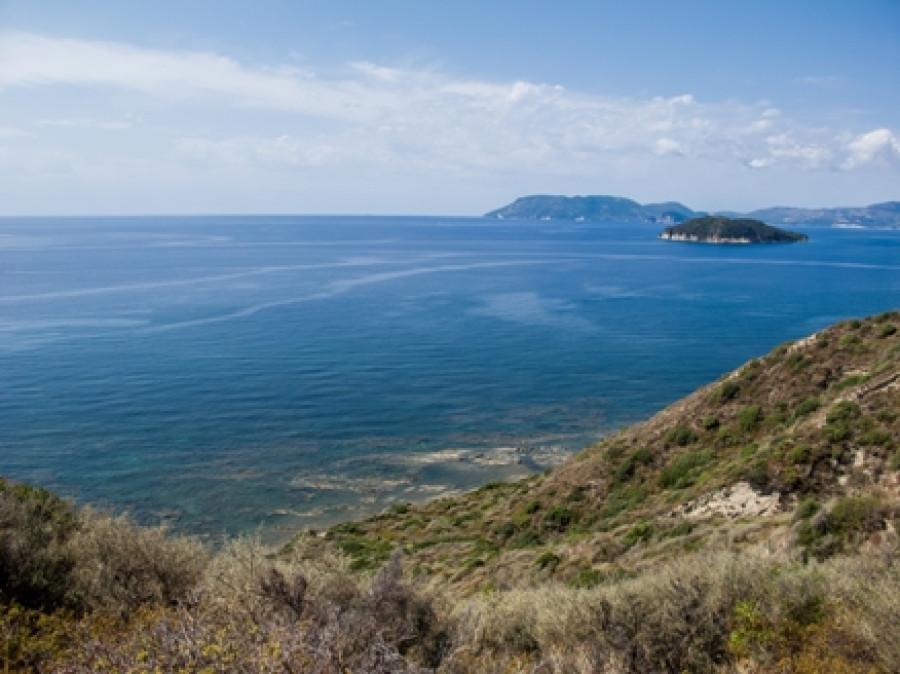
[{"x1": 1, "y1": 216, "x2": 897, "y2": 543}]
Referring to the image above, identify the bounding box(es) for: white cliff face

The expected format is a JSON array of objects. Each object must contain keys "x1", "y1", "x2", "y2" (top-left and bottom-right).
[{"x1": 659, "y1": 232, "x2": 752, "y2": 244}]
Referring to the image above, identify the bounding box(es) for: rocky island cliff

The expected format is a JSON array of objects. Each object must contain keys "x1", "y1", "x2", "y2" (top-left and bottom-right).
[{"x1": 660, "y1": 215, "x2": 808, "y2": 244}]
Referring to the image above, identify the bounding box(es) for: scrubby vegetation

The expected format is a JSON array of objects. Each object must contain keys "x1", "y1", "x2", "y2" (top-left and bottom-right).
[{"x1": 2, "y1": 311, "x2": 898, "y2": 671}]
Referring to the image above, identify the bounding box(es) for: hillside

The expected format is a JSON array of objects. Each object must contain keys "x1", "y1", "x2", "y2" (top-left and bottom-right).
[
  {"x1": 2, "y1": 311, "x2": 898, "y2": 672},
  {"x1": 660, "y1": 216, "x2": 808, "y2": 244},
  {"x1": 320, "y1": 312, "x2": 897, "y2": 587}
]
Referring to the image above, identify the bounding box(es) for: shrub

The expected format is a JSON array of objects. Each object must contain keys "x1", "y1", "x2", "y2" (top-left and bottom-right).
[
  {"x1": 823, "y1": 422, "x2": 853, "y2": 444},
  {"x1": 826, "y1": 497, "x2": 883, "y2": 538},
  {"x1": 0, "y1": 480, "x2": 78, "y2": 612},
  {"x1": 534, "y1": 551, "x2": 560, "y2": 570},
  {"x1": 839, "y1": 334, "x2": 860, "y2": 349},
  {"x1": 523, "y1": 500, "x2": 542, "y2": 515},
  {"x1": 543, "y1": 507, "x2": 577, "y2": 532},
  {"x1": 835, "y1": 374, "x2": 869, "y2": 390},
  {"x1": 601, "y1": 485, "x2": 647, "y2": 518},
  {"x1": 495, "y1": 521, "x2": 517, "y2": 542},
  {"x1": 667, "y1": 425, "x2": 699, "y2": 447},
  {"x1": 624, "y1": 522, "x2": 654, "y2": 546},
  {"x1": 737, "y1": 405, "x2": 763, "y2": 433},
  {"x1": 567, "y1": 568, "x2": 606, "y2": 588},
  {"x1": 794, "y1": 498, "x2": 820, "y2": 521},
  {"x1": 513, "y1": 529, "x2": 541, "y2": 548},
  {"x1": 564, "y1": 486, "x2": 586, "y2": 502},
  {"x1": 789, "y1": 444, "x2": 813, "y2": 464},
  {"x1": 658, "y1": 449, "x2": 713, "y2": 489},
  {"x1": 794, "y1": 397, "x2": 821, "y2": 418},
  {"x1": 702, "y1": 415, "x2": 720, "y2": 431},
  {"x1": 612, "y1": 448, "x2": 653, "y2": 485},
  {"x1": 786, "y1": 352, "x2": 810, "y2": 372},
  {"x1": 70, "y1": 510, "x2": 208, "y2": 615},
  {"x1": 741, "y1": 460, "x2": 769, "y2": 490},
  {"x1": 877, "y1": 323, "x2": 897, "y2": 338},
  {"x1": 858, "y1": 429, "x2": 891, "y2": 447},
  {"x1": 715, "y1": 381, "x2": 741, "y2": 403},
  {"x1": 662, "y1": 520, "x2": 696, "y2": 538}
]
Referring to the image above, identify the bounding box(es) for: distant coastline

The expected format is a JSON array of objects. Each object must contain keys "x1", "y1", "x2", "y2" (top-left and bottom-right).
[{"x1": 486, "y1": 194, "x2": 900, "y2": 227}]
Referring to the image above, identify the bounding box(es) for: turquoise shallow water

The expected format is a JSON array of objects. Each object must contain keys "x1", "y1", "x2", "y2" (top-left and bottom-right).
[{"x1": 1, "y1": 216, "x2": 897, "y2": 541}]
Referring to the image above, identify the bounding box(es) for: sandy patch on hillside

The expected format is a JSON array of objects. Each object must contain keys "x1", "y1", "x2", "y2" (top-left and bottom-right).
[{"x1": 673, "y1": 481, "x2": 781, "y2": 519}]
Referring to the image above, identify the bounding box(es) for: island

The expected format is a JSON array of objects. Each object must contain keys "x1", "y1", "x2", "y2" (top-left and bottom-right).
[
  {"x1": 486, "y1": 194, "x2": 697, "y2": 223},
  {"x1": 659, "y1": 215, "x2": 808, "y2": 244}
]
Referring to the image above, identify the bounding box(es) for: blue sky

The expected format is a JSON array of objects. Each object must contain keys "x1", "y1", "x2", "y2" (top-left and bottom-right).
[{"x1": 0, "y1": 0, "x2": 898, "y2": 215}]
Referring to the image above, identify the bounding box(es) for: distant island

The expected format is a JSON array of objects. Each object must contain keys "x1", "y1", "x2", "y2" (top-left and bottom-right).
[
  {"x1": 659, "y1": 216, "x2": 808, "y2": 244},
  {"x1": 485, "y1": 194, "x2": 696, "y2": 223},
  {"x1": 485, "y1": 194, "x2": 900, "y2": 227}
]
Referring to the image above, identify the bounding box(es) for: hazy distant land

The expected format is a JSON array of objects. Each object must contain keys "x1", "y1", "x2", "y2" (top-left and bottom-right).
[{"x1": 486, "y1": 194, "x2": 900, "y2": 227}]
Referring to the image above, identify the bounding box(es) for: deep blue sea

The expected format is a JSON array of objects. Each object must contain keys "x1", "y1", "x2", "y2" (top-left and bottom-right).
[{"x1": 1, "y1": 216, "x2": 897, "y2": 542}]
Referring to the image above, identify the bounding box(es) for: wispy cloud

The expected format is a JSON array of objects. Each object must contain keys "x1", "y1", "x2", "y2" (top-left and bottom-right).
[
  {"x1": 0, "y1": 31, "x2": 896, "y2": 196},
  {"x1": 34, "y1": 117, "x2": 132, "y2": 130}
]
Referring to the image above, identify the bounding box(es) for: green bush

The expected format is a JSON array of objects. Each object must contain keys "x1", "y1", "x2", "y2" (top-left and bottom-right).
[
  {"x1": 601, "y1": 485, "x2": 647, "y2": 518},
  {"x1": 495, "y1": 521, "x2": 517, "y2": 542},
  {"x1": 701, "y1": 415, "x2": 720, "y2": 431},
  {"x1": 737, "y1": 405, "x2": 763, "y2": 433},
  {"x1": 826, "y1": 497, "x2": 882, "y2": 538},
  {"x1": 793, "y1": 397, "x2": 821, "y2": 418},
  {"x1": 794, "y1": 498, "x2": 820, "y2": 521},
  {"x1": 564, "y1": 486, "x2": 586, "y2": 503},
  {"x1": 785, "y1": 352, "x2": 809, "y2": 372},
  {"x1": 543, "y1": 507, "x2": 577, "y2": 532},
  {"x1": 567, "y1": 568, "x2": 606, "y2": 588},
  {"x1": 823, "y1": 422, "x2": 853, "y2": 443},
  {"x1": 624, "y1": 522, "x2": 654, "y2": 546},
  {"x1": 612, "y1": 448, "x2": 653, "y2": 485},
  {"x1": 839, "y1": 334, "x2": 860, "y2": 349},
  {"x1": 667, "y1": 425, "x2": 699, "y2": 447},
  {"x1": 513, "y1": 529, "x2": 541, "y2": 548},
  {"x1": 858, "y1": 429, "x2": 891, "y2": 447},
  {"x1": 788, "y1": 444, "x2": 813, "y2": 464},
  {"x1": 0, "y1": 480, "x2": 78, "y2": 612},
  {"x1": 714, "y1": 381, "x2": 740, "y2": 403},
  {"x1": 658, "y1": 449, "x2": 713, "y2": 489},
  {"x1": 522, "y1": 500, "x2": 542, "y2": 515},
  {"x1": 835, "y1": 374, "x2": 869, "y2": 390},
  {"x1": 534, "y1": 551, "x2": 560, "y2": 570}
]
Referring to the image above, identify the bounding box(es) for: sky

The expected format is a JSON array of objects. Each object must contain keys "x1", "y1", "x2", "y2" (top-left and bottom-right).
[{"x1": 0, "y1": 0, "x2": 898, "y2": 215}]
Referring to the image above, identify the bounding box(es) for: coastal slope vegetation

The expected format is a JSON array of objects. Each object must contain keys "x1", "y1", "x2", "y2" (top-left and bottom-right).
[{"x1": 1, "y1": 311, "x2": 898, "y2": 672}]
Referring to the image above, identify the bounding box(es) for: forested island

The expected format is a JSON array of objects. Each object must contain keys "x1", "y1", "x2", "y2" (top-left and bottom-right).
[{"x1": 659, "y1": 216, "x2": 808, "y2": 244}]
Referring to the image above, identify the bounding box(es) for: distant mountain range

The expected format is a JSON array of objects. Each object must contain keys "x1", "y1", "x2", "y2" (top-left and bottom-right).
[{"x1": 485, "y1": 194, "x2": 900, "y2": 227}]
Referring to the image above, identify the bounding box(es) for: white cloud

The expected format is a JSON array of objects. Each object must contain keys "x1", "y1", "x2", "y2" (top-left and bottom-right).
[
  {"x1": 842, "y1": 128, "x2": 900, "y2": 170},
  {"x1": 35, "y1": 118, "x2": 132, "y2": 130},
  {"x1": 0, "y1": 126, "x2": 30, "y2": 138},
  {"x1": 0, "y1": 30, "x2": 896, "y2": 212},
  {"x1": 746, "y1": 158, "x2": 773, "y2": 169},
  {"x1": 654, "y1": 138, "x2": 684, "y2": 156},
  {"x1": 763, "y1": 133, "x2": 832, "y2": 169}
]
